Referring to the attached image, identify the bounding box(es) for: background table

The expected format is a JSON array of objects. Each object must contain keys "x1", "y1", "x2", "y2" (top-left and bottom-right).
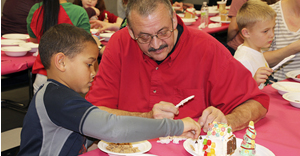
[
  {"x1": 1, "y1": 51, "x2": 36, "y2": 75},
  {"x1": 186, "y1": 16, "x2": 230, "y2": 34},
  {"x1": 80, "y1": 79, "x2": 300, "y2": 156}
]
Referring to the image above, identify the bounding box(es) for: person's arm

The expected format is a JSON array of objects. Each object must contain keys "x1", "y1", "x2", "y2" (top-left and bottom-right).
[
  {"x1": 198, "y1": 100, "x2": 267, "y2": 132},
  {"x1": 30, "y1": 37, "x2": 38, "y2": 43},
  {"x1": 98, "y1": 101, "x2": 179, "y2": 119},
  {"x1": 82, "y1": 108, "x2": 201, "y2": 143},
  {"x1": 264, "y1": 40, "x2": 300, "y2": 67},
  {"x1": 227, "y1": 17, "x2": 239, "y2": 42},
  {"x1": 90, "y1": 17, "x2": 123, "y2": 33},
  {"x1": 226, "y1": 99, "x2": 267, "y2": 132}
]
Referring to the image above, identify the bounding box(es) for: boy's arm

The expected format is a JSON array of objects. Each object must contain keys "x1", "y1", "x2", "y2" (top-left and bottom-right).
[
  {"x1": 264, "y1": 40, "x2": 300, "y2": 67},
  {"x1": 81, "y1": 108, "x2": 200, "y2": 143}
]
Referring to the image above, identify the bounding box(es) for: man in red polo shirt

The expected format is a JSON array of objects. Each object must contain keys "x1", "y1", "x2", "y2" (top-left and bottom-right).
[{"x1": 86, "y1": 0, "x2": 269, "y2": 132}]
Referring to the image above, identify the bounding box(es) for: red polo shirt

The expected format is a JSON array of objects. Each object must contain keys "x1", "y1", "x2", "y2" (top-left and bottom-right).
[{"x1": 86, "y1": 16, "x2": 269, "y2": 119}]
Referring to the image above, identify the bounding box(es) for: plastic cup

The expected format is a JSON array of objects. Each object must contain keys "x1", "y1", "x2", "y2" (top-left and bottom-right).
[{"x1": 217, "y1": 1, "x2": 226, "y2": 13}]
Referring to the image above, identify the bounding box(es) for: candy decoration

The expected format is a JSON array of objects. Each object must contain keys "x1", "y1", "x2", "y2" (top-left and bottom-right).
[
  {"x1": 207, "y1": 140, "x2": 212, "y2": 146},
  {"x1": 240, "y1": 121, "x2": 256, "y2": 156}
]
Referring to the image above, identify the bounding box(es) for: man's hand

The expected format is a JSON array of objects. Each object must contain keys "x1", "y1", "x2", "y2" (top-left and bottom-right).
[
  {"x1": 198, "y1": 106, "x2": 227, "y2": 132},
  {"x1": 181, "y1": 117, "x2": 201, "y2": 139},
  {"x1": 152, "y1": 101, "x2": 179, "y2": 119},
  {"x1": 254, "y1": 67, "x2": 273, "y2": 85}
]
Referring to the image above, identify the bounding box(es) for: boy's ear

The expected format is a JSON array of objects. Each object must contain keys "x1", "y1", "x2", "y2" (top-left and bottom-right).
[
  {"x1": 241, "y1": 28, "x2": 250, "y2": 38},
  {"x1": 54, "y1": 52, "x2": 66, "y2": 72}
]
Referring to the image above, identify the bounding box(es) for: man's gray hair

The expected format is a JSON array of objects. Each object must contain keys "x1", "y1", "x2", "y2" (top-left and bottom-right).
[{"x1": 125, "y1": 0, "x2": 173, "y2": 27}]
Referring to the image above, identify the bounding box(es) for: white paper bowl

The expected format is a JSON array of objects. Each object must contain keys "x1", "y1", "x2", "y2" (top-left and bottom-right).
[
  {"x1": 19, "y1": 42, "x2": 39, "y2": 52},
  {"x1": 286, "y1": 70, "x2": 300, "y2": 82},
  {"x1": 1, "y1": 46, "x2": 31, "y2": 57},
  {"x1": 272, "y1": 82, "x2": 300, "y2": 95},
  {"x1": 182, "y1": 18, "x2": 196, "y2": 26},
  {"x1": 1, "y1": 39, "x2": 26, "y2": 47},
  {"x1": 209, "y1": 10, "x2": 219, "y2": 16},
  {"x1": 282, "y1": 92, "x2": 300, "y2": 108},
  {"x1": 99, "y1": 32, "x2": 114, "y2": 41},
  {"x1": 2, "y1": 33, "x2": 29, "y2": 41}
]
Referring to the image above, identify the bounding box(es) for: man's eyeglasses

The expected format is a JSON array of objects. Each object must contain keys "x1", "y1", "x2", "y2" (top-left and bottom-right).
[{"x1": 133, "y1": 27, "x2": 174, "y2": 44}]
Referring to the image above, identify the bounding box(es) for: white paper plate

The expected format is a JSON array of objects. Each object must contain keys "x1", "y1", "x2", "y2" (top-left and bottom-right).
[
  {"x1": 2, "y1": 33, "x2": 29, "y2": 41},
  {"x1": 285, "y1": 70, "x2": 300, "y2": 82},
  {"x1": 184, "y1": 137, "x2": 275, "y2": 156},
  {"x1": 272, "y1": 82, "x2": 300, "y2": 95},
  {"x1": 210, "y1": 16, "x2": 230, "y2": 23},
  {"x1": 98, "y1": 140, "x2": 151, "y2": 155},
  {"x1": 1, "y1": 39, "x2": 26, "y2": 46}
]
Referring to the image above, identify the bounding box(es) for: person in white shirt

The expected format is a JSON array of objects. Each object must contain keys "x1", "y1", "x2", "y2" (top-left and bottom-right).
[
  {"x1": 234, "y1": 0, "x2": 275, "y2": 89},
  {"x1": 264, "y1": 0, "x2": 300, "y2": 81}
]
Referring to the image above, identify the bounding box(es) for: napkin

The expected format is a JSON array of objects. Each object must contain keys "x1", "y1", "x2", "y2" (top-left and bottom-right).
[
  {"x1": 208, "y1": 23, "x2": 222, "y2": 28},
  {"x1": 33, "y1": 50, "x2": 39, "y2": 57}
]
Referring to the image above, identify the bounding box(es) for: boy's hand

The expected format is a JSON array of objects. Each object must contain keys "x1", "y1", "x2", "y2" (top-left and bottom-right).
[
  {"x1": 198, "y1": 106, "x2": 227, "y2": 132},
  {"x1": 181, "y1": 117, "x2": 201, "y2": 139},
  {"x1": 254, "y1": 67, "x2": 273, "y2": 85}
]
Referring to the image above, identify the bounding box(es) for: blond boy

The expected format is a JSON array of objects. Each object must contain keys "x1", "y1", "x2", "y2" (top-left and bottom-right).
[
  {"x1": 18, "y1": 24, "x2": 200, "y2": 155},
  {"x1": 234, "y1": 0, "x2": 276, "y2": 89}
]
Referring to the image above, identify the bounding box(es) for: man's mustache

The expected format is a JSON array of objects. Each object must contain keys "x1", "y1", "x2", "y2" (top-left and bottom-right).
[{"x1": 148, "y1": 44, "x2": 168, "y2": 52}]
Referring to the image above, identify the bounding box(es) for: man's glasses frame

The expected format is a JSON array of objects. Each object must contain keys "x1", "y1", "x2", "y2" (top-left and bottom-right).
[{"x1": 132, "y1": 19, "x2": 174, "y2": 44}]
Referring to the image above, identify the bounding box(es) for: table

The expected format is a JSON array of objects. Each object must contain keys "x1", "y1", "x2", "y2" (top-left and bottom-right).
[
  {"x1": 186, "y1": 16, "x2": 229, "y2": 34},
  {"x1": 1, "y1": 51, "x2": 36, "y2": 75},
  {"x1": 80, "y1": 79, "x2": 300, "y2": 156}
]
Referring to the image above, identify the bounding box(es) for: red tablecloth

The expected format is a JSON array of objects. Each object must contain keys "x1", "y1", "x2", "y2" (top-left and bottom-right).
[
  {"x1": 187, "y1": 16, "x2": 229, "y2": 34},
  {"x1": 1, "y1": 51, "x2": 36, "y2": 75},
  {"x1": 80, "y1": 79, "x2": 300, "y2": 156}
]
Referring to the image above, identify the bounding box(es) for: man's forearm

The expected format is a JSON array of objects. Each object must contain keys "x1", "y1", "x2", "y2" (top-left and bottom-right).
[
  {"x1": 226, "y1": 100, "x2": 267, "y2": 132},
  {"x1": 98, "y1": 106, "x2": 153, "y2": 118}
]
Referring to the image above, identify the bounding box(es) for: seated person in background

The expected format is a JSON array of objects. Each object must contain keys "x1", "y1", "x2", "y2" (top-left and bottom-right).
[
  {"x1": 264, "y1": 0, "x2": 300, "y2": 81},
  {"x1": 18, "y1": 24, "x2": 201, "y2": 155},
  {"x1": 74, "y1": 0, "x2": 123, "y2": 33},
  {"x1": 1, "y1": 0, "x2": 41, "y2": 35},
  {"x1": 27, "y1": 0, "x2": 94, "y2": 94},
  {"x1": 227, "y1": 0, "x2": 278, "y2": 55},
  {"x1": 233, "y1": 0, "x2": 275, "y2": 89},
  {"x1": 172, "y1": 1, "x2": 194, "y2": 11},
  {"x1": 86, "y1": 0, "x2": 270, "y2": 132}
]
